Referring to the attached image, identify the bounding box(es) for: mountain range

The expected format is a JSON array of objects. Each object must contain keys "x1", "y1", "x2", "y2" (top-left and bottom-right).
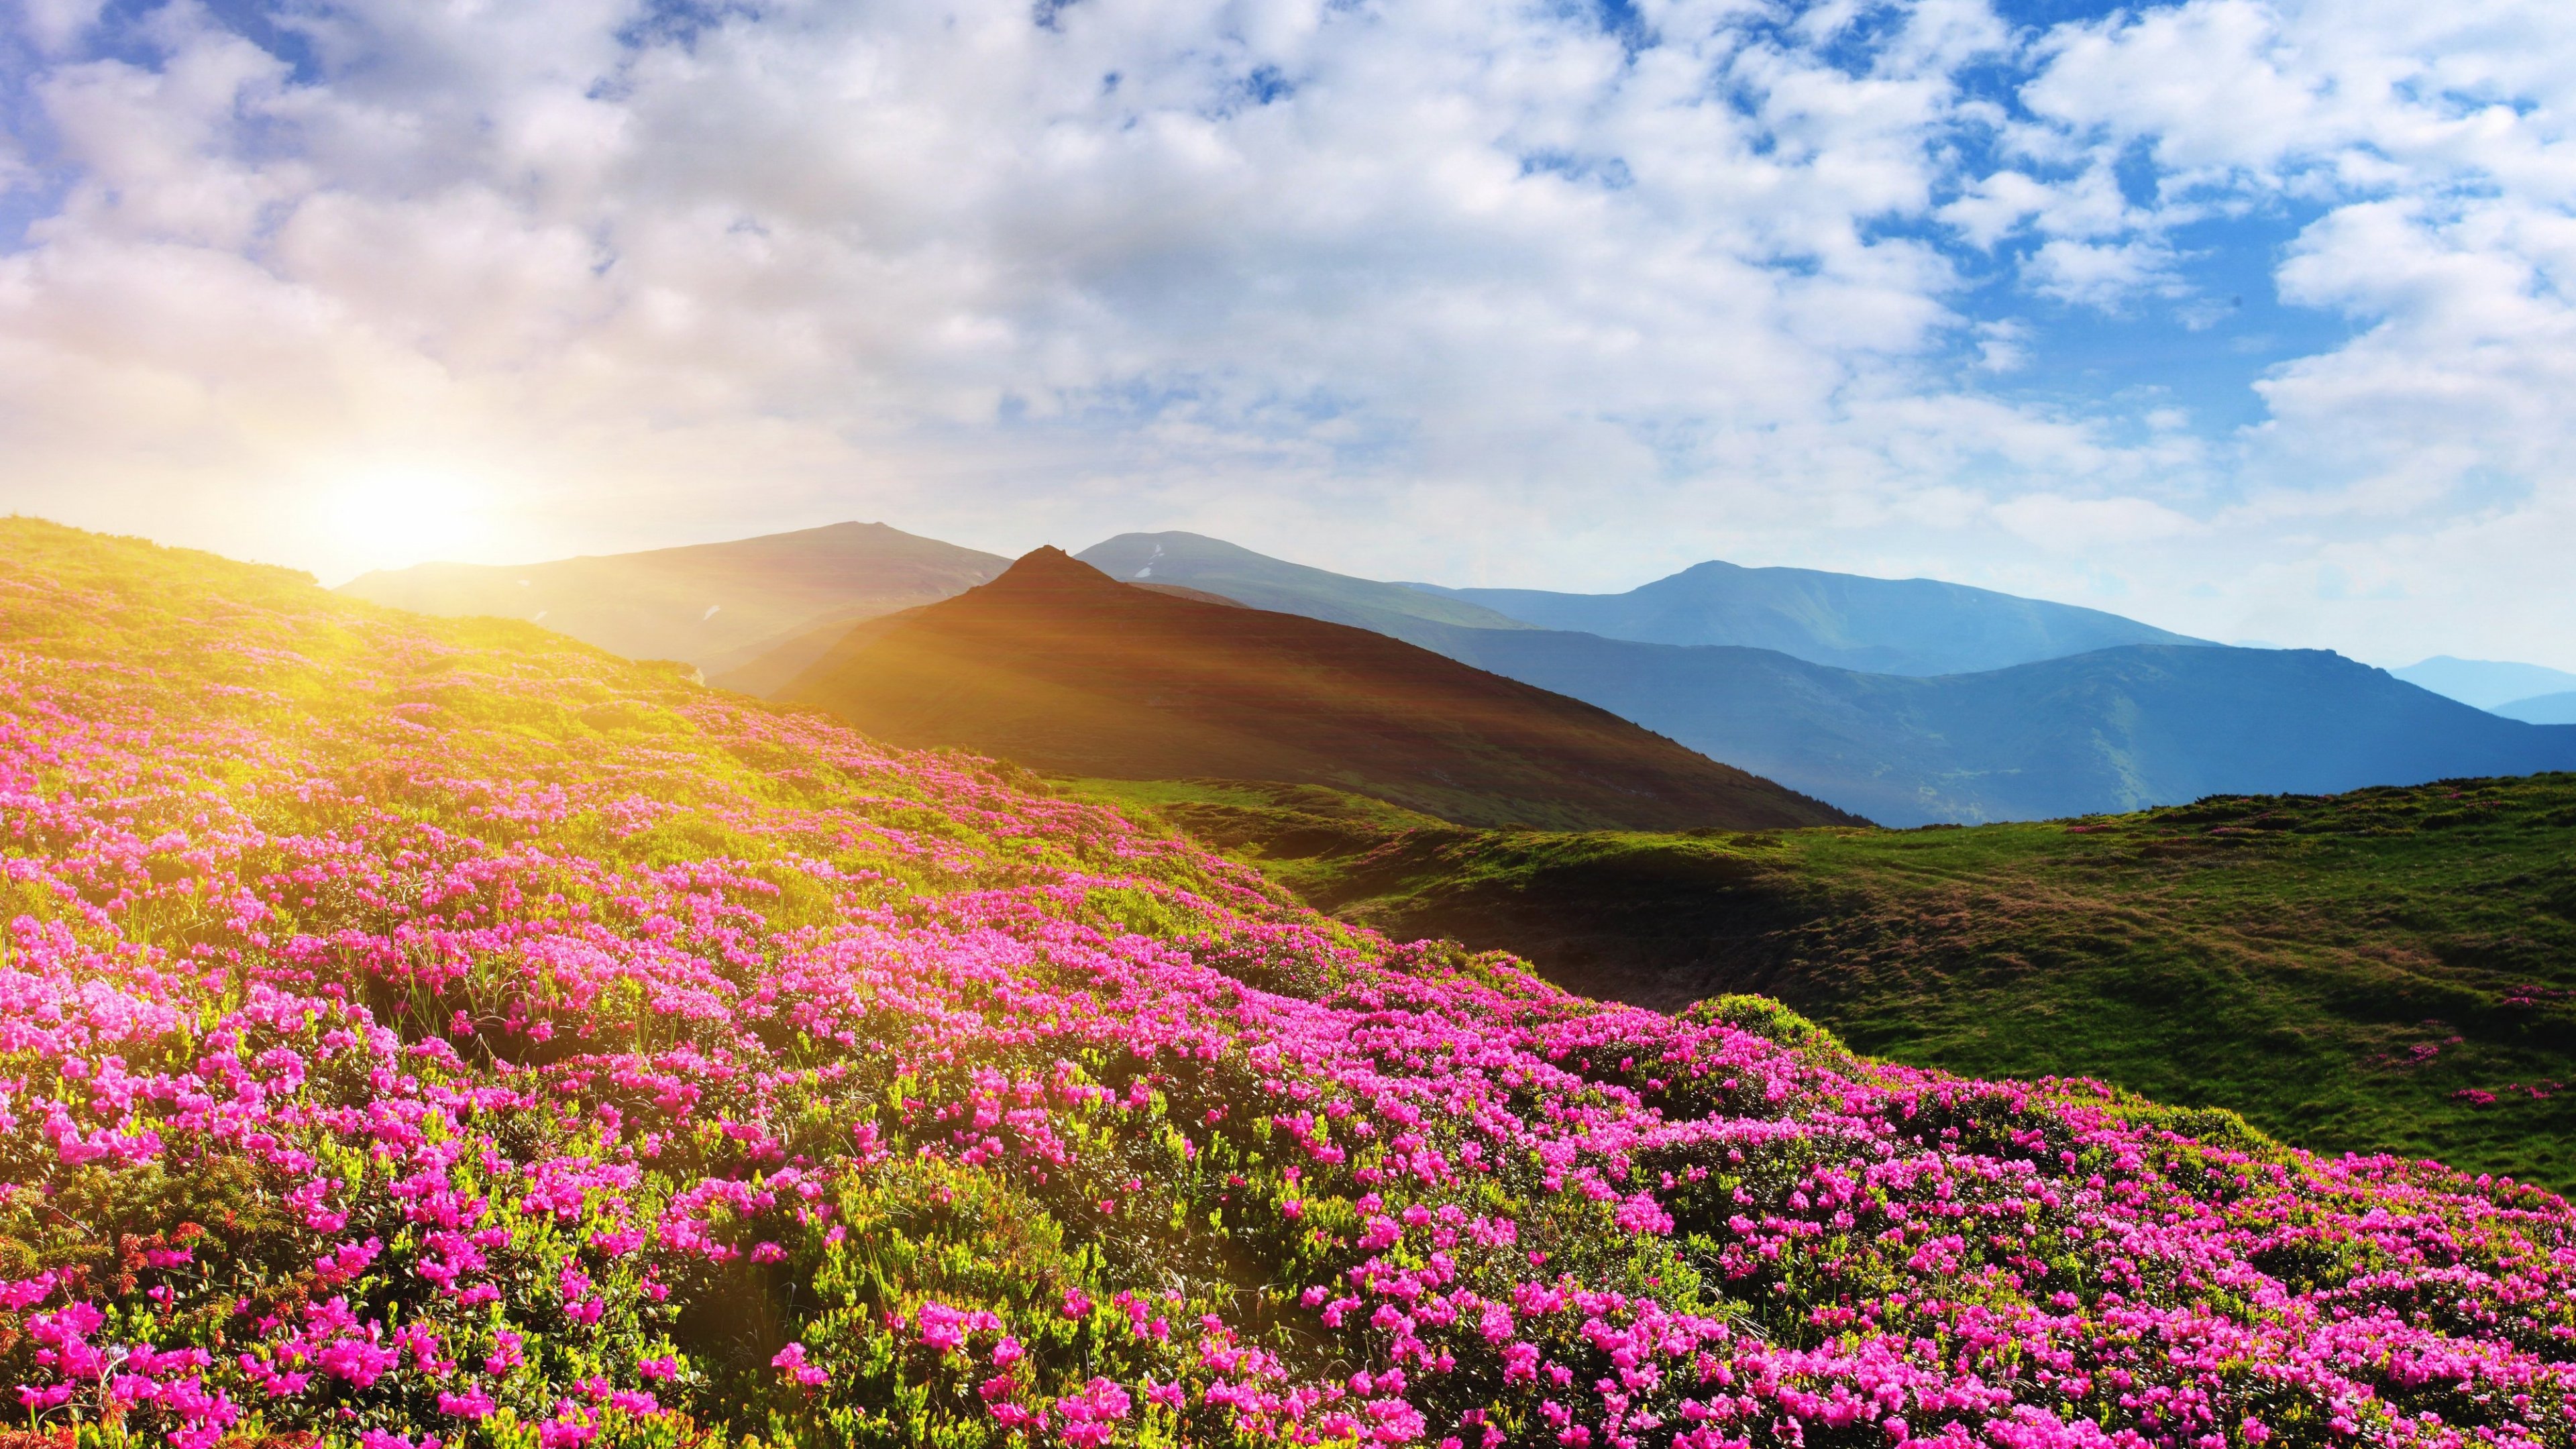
[
  {"x1": 1411, "y1": 628, "x2": 2576, "y2": 826},
  {"x1": 339, "y1": 521, "x2": 2576, "y2": 824},
  {"x1": 2391, "y1": 655, "x2": 2576, "y2": 711},
  {"x1": 1072, "y1": 533, "x2": 2576, "y2": 824},
  {"x1": 736, "y1": 547, "x2": 1859, "y2": 832},
  {"x1": 2498, "y1": 691, "x2": 2576, "y2": 725},
  {"x1": 1407, "y1": 557, "x2": 2208, "y2": 674}
]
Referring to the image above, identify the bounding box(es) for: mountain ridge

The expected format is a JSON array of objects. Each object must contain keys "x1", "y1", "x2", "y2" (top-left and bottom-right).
[
  {"x1": 1408, "y1": 557, "x2": 2212, "y2": 674},
  {"x1": 337, "y1": 519, "x2": 1007, "y2": 669},
  {"x1": 2396, "y1": 655, "x2": 2576, "y2": 711},
  {"x1": 1417, "y1": 625, "x2": 2576, "y2": 825},
  {"x1": 736, "y1": 547, "x2": 1865, "y2": 832}
]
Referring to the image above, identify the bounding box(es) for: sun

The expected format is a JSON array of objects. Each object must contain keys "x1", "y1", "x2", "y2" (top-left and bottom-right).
[{"x1": 324, "y1": 468, "x2": 497, "y2": 574}]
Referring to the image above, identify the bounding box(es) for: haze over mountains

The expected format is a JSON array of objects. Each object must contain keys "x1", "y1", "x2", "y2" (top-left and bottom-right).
[
  {"x1": 339, "y1": 521, "x2": 2576, "y2": 826},
  {"x1": 2496, "y1": 692, "x2": 2576, "y2": 725},
  {"x1": 1417, "y1": 629, "x2": 2576, "y2": 826},
  {"x1": 1074, "y1": 533, "x2": 2576, "y2": 823},
  {"x1": 339, "y1": 521, "x2": 1006, "y2": 674},
  {"x1": 740, "y1": 548, "x2": 1858, "y2": 832},
  {"x1": 2392, "y1": 656, "x2": 2576, "y2": 714}
]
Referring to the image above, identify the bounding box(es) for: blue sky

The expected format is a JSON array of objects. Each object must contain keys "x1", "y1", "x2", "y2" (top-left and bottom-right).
[{"x1": 1, "y1": 0, "x2": 2572, "y2": 668}]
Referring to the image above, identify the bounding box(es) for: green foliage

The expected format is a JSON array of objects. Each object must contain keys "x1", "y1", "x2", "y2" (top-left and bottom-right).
[{"x1": 1085, "y1": 773, "x2": 2576, "y2": 1189}]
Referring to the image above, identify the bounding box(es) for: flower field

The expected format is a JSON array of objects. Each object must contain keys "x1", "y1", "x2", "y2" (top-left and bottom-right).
[{"x1": 0, "y1": 515, "x2": 2572, "y2": 1449}]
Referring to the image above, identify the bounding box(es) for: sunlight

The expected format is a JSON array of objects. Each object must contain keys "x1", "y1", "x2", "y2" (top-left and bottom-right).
[{"x1": 323, "y1": 467, "x2": 496, "y2": 573}]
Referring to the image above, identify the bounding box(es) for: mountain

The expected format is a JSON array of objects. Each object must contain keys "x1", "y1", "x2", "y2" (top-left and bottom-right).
[
  {"x1": 336, "y1": 520, "x2": 1006, "y2": 670},
  {"x1": 730, "y1": 547, "x2": 1862, "y2": 831},
  {"x1": 1418, "y1": 627, "x2": 2576, "y2": 825},
  {"x1": 15, "y1": 516, "x2": 2570, "y2": 1449},
  {"x1": 1073, "y1": 530, "x2": 1538, "y2": 647},
  {"x1": 2396, "y1": 655, "x2": 2576, "y2": 710},
  {"x1": 1407, "y1": 558, "x2": 2209, "y2": 674},
  {"x1": 1065, "y1": 535, "x2": 2576, "y2": 824},
  {"x1": 2498, "y1": 690, "x2": 2576, "y2": 724},
  {"x1": 1078, "y1": 770, "x2": 2576, "y2": 1189}
]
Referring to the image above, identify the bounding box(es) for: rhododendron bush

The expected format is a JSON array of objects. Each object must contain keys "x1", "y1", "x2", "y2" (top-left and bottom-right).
[{"x1": 0, "y1": 519, "x2": 2571, "y2": 1449}]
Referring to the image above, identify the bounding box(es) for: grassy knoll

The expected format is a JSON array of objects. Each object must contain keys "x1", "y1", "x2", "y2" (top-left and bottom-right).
[{"x1": 1065, "y1": 773, "x2": 2576, "y2": 1189}]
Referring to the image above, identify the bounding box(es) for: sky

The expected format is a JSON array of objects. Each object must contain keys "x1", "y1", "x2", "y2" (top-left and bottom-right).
[{"x1": 1, "y1": 0, "x2": 2572, "y2": 669}]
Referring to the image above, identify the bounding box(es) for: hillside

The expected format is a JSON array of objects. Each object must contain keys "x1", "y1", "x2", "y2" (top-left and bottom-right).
[
  {"x1": 9, "y1": 517, "x2": 2576, "y2": 1449},
  {"x1": 1412, "y1": 558, "x2": 2208, "y2": 675},
  {"x1": 737, "y1": 547, "x2": 1860, "y2": 831},
  {"x1": 1076, "y1": 773, "x2": 2576, "y2": 1188},
  {"x1": 337, "y1": 519, "x2": 1007, "y2": 670},
  {"x1": 18, "y1": 517, "x2": 2576, "y2": 1446},
  {"x1": 1423, "y1": 629, "x2": 2576, "y2": 824}
]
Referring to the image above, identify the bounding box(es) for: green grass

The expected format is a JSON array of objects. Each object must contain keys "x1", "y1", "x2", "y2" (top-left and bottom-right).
[{"x1": 1062, "y1": 773, "x2": 2576, "y2": 1190}]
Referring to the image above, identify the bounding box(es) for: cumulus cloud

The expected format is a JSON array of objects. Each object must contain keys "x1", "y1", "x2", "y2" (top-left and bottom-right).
[{"x1": 0, "y1": 0, "x2": 2570, "y2": 667}]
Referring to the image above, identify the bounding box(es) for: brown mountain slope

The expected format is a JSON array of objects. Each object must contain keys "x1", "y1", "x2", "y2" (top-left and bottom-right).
[
  {"x1": 735, "y1": 547, "x2": 1867, "y2": 831},
  {"x1": 335, "y1": 521, "x2": 1007, "y2": 670}
]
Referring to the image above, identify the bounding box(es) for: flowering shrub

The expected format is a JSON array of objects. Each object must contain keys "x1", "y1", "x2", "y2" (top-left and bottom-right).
[{"x1": 0, "y1": 517, "x2": 2571, "y2": 1449}]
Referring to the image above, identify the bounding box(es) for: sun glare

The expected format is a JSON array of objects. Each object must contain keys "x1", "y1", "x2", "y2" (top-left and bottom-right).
[{"x1": 323, "y1": 468, "x2": 496, "y2": 575}]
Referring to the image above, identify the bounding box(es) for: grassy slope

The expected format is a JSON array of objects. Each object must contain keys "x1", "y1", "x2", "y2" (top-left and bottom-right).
[
  {"x1": 13, "y1": 518, "x2": 2576, "y2": 1449},
  {"x1": 1066, "y1": 774, "x2": 2576, "y2": 1189}
]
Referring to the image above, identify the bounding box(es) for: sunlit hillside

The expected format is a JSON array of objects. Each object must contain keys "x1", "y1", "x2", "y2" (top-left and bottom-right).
[{"x1": 3, "y1": 518, "x2": 2573, "y2": 1449}]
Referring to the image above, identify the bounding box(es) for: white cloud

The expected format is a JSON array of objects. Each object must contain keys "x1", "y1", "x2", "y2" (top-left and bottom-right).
[
  {"x1": 2025, "y1": 236, "x2": 2188, "y2": 309},
  {"x1": 0, "y1": 0, "x2": 2571, "y2": 669},
  {"x1": 1992, "y1": 494, "x2": 2202, "y2": 551},
  {"x1": 15, "y1": 0, "x2": 108, "y2": 57}
]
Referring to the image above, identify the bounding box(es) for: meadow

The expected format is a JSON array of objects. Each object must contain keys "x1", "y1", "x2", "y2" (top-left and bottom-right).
[
  {"x1": 1069, "y1": 777, "x2": 2576, "y2": 1190},
  {"x1": 1, "y1": 518, "x2": 2572, "y2": 1449}
]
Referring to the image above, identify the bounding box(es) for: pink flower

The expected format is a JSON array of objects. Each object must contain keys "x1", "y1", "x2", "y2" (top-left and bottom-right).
[{"x1": 770, "y1": 1342, "x2": 828, "y2": 1387}]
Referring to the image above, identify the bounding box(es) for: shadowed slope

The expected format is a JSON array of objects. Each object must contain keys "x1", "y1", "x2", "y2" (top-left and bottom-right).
[
  {"x1": 743, "y1": 548, "x2": 1864, "y2": 831},
  {"x1": 337, "y1": 520, "x2": 1007, "y2": 669}
]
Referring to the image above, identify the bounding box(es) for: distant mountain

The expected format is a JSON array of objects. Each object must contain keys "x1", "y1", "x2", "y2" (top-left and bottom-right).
[
  {"x1": 1413, "y1": 627, "x2": 2576, "y2": 825},
  {"x1": 2497, "y1": 691, "x2": 2576, "y2": 725},
  {"x1": 2392, "y1": 656, "x2": 2576, "y2": 711},
  {"x1": 1409, "y1": 559, "x2": 2208, "y2": 675},
  {"x1": 337, "y1": 521, "x2": 1006, "y2": 671},
  {"x1": 1073, "y1": 532, "x2": 1536, "y2": 648},
  {"x1": 1061, "y1": 535, "x2": 2573, "y2": 822},
  {"x1": 726, "y1": 548, "x2": 1862, "y2": 832}
]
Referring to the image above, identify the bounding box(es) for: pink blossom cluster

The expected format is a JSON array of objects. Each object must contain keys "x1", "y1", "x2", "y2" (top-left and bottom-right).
[{"x1": 0, "y1": 521, "x2": 2570, "y2": 1449}]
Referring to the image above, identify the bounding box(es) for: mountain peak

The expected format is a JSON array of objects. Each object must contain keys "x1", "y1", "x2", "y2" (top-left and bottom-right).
[
  {"x1": 754, "y1": 546, "x2": 1862, "y2": 832},
  {"x1": 982, "y1": 546, "x2": 1129, "y2": 594}
]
